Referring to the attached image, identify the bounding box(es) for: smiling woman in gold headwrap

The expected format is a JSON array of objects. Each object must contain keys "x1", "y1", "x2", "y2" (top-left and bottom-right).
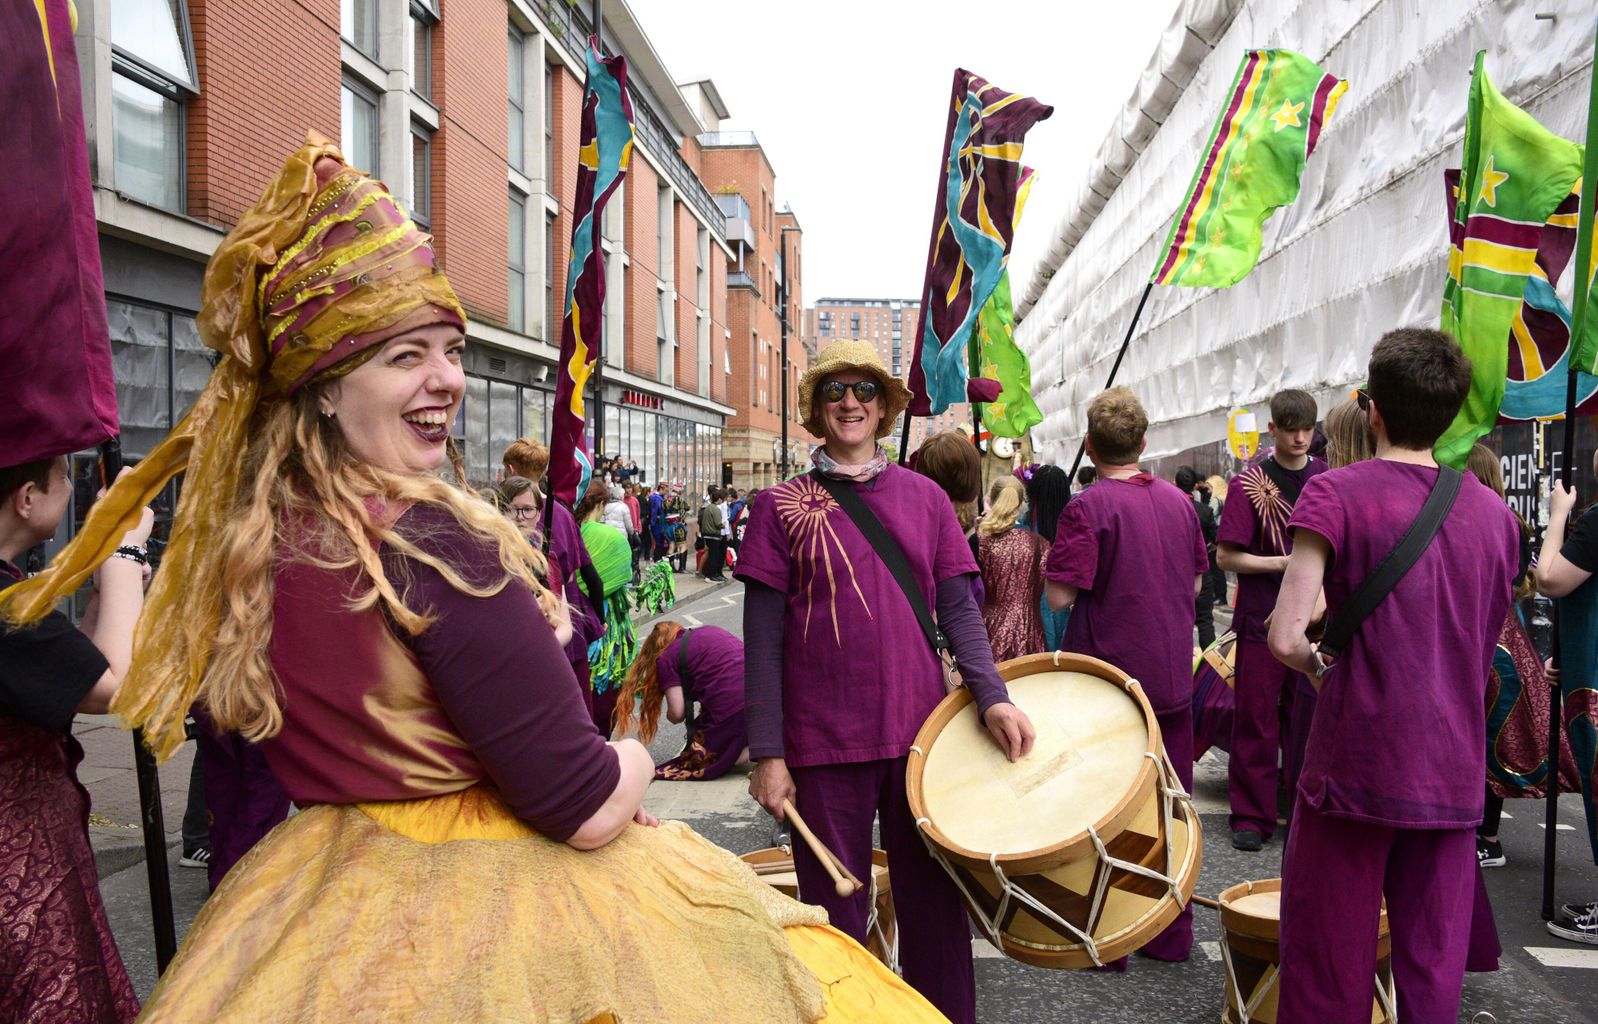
[{"x1": 1, "y1": 134, "x2": 943, "y2": 1023}]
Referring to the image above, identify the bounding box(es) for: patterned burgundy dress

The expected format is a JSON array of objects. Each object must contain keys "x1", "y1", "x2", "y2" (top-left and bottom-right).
[{"x1": 977, "y1": 527, "x2": 1048, "y2": 663}]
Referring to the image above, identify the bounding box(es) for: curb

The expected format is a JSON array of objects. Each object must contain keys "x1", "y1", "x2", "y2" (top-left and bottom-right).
[
  {"x1": 92, "y1": 827, "x2": 181, "y2": 880},
  {"x1": 637, "y1": 577, "x2": 733, "y2": 625}
]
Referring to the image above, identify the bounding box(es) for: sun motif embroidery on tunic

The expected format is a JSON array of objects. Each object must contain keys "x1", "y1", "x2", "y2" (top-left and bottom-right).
[
  {"x1": 773, "y1": 475, "x2": 872, "y2": 646},
  {"x1": 1238, "y1": 464, "x2": 1295, "y2": 556}
]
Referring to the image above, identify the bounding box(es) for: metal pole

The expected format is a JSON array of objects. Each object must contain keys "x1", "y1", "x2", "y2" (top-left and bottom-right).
[
  {"x1": 779, "y1": 230, "x2": 790, "y2": 480},
  {"x1": 589, "y1": 0, "x2": 605, "y2": 464},
  {"x1": 1545, "y1": 19, "x2": 1598, "y2": 920},
  {"x1": 100, "y1": 437, "x2": 177, "y2": 971},
  {"x1": 1066, "y1": 281, "x2": 1155, "y2": 482}
]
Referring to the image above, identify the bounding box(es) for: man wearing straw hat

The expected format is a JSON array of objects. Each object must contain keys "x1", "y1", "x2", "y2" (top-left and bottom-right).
[{"x1": 737, "y1": 339, "x2": 1035, "y2": 1024}]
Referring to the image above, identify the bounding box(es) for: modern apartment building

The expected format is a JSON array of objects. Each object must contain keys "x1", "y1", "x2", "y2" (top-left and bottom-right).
[
  {"x1": 75, "y1": 0, "x2": 747, "y2": 505},
  {"x1": 686, "y1": 99, "x2": 811, "y2": 491},
  {"x1": 807, "y1": 298, "x2": 966, "y2": 454}
]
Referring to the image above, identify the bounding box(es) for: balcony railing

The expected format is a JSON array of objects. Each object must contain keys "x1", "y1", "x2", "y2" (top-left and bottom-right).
[
  {"x1": 728, "y1": 270, "x2": 758, "y2": 291},
  {"x1": 715, "y1": 193, "x2": 755, "y2": 249},
  {"x1": 700, "y1": 130, "x2": 760, "y2": 148}
]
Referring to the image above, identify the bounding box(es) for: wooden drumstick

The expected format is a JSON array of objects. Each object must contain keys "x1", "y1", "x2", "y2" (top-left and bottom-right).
[{"x1": 781, "y1": 799, "x2": 859, "y2": 897}]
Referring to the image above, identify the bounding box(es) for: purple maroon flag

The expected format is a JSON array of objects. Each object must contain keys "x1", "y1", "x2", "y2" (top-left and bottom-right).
[
  {"x1": 0, "y1": 0, "x2": 119, "y2": 467},
  {"x1": 547, "y1": 39, "x2": 634, "y2": 507},
  {"x1": 907, "y1": 69, "x2": 1052, "y2": 417}
]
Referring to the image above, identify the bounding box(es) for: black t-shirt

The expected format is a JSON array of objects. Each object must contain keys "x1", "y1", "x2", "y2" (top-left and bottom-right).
[
  {"x1": 0, "y1": 562, "x2": 107, "y2": 731},
  {"x1": 1561, "y1": 508, "x2": 1598, "y2": 574}
]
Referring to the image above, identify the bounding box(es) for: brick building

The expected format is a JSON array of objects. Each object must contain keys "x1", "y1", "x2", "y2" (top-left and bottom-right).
[
  {"x1": 686, "y1": 103, "x2": 811, "y2": 491},
  {"x1": 71, "y1": 0, "x2": 759, "y2": 504},
  {"x1": 806, "y1": 298, "x2": 966, "y2": 455}
]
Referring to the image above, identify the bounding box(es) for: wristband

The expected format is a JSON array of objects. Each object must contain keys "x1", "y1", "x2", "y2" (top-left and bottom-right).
[{"x1": 112, "y1": 545, "x2": 149, "y2": 566}]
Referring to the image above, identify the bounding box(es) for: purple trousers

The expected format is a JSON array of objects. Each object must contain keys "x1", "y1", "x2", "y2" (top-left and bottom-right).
[
  {"x1": 193, "y1": 712, "x2": 290, "y2": 892},
  {"x1": 1281, "y1": 676, "x2": 1318, "y2": 823},
  {"x1": 1229, "y1": 638, "x2": 1304, "y2": 838},
  {"x1": 788, "y1": 757, "x2": 975, "y2": 1024},
  {"x1": 1279, "y1": 795, "x2": 1476, "y2": 1024},
  {"x1": 1101, "y1": 706, "x2": 1195, "y2": 970}
]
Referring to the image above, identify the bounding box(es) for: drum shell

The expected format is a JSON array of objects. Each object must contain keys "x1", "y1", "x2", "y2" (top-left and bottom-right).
[
  {"x1": 906, "y1": 652, "x2": 1203, "y2": 969},
  {"x1": 1218, "y1": 878, "x2": 1394, "y2": 1024},
  {"x1": 740, "y1": 847, "x2": 897, "y2": 969}
]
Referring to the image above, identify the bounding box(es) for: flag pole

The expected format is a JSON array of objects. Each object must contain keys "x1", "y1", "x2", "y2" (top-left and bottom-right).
[
  {"x1": 1065, "y1": 281, "x2": 1155, "y2": 482},
  {"x1": 100, "y1": 437, "x2": 178, "y2": 970},
  {"x1": 1545, "y1": 18, "x2": 1598, "y2": 920},
  {"x1": 589, "y1": 0, "x2": 606, "y2": 467}
]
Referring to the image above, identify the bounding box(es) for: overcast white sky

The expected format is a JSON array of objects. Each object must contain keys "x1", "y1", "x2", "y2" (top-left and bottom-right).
[{"x1": 629, "y1": 0, "x2": 1181, "y2": 302}]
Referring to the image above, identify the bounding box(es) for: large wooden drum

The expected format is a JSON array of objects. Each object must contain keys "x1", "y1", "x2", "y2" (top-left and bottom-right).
[
  {"x1": 740, "y1": 847, "x2": 898, "y2": 973},
  {"x1": 905, "y1": 652, "x2": 1202, "y2": 968},
  {"x1": 1218, "y1": 878, "x2": 1396, "y2": 1024}
]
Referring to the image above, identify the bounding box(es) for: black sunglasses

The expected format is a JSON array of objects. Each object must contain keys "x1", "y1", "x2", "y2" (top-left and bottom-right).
[
  {"x1": 819, "y1": 379, "x2": 881, "y2": 404},
  {"x1": 1356, "y1": 387, "x2": 1372, "y2": 412}
]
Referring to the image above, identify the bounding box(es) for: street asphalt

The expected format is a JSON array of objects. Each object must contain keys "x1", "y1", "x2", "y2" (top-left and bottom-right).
[{"x1": 97, "y1": 575, "x2": 1598, "y2": 1021}]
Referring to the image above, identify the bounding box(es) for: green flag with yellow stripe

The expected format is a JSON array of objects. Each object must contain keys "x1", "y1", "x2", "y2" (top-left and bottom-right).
[{"x1": 1435, "y1": 52, "x2": 1585, "y2": 468}]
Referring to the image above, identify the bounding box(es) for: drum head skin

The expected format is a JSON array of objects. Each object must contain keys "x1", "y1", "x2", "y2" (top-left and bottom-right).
[{"x1": 920, "y1": 670, "x2": 1148, "y2": 855}]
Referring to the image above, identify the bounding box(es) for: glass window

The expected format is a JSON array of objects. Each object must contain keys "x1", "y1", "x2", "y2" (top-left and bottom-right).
[
  {"x1": 544, "y1": 63, "x2": 555, "y2": 184},
  {"x1": 546, "y1": 212, "x2": 558, "y2": 342},
  {"x1": 508, "y1": 190, "x2": 527, "y2": 332},
  {"x1": 409, "y1": 4, "x2": 435, "y2": 100},
  {"x1": 464, "y1": 376, "x2": 490, "y2": 487},
  {"x1": 507, "y1": 28, "x2": 526, "y2": 173},
  {"x1": 521, "y1": 388, "x2": 546, "y2": 447},
  {"x1": 341, "y1": 0, "x2": 377, "y2": 57},
  {"x1": 643, "y1": 414, "x2": 657, "y2": 485},
  {"x1": 604, "y1": 404, "x2": 620, "y2": 461},
  {"x1": 341, "y1": 79, "x2": 380, "y2": 176},
  {"x1": 107, "y1": 299, "x2": 173, "y2": 457},
  {"x1": 112, "y1": 0, "x2": 196, "y2": 89},
  {"x1": 111, "y1": 74, "x2": 183, "y2": 211},
  {"x1": 410, "y1": 126, "x2": 432, "y2": 225},
  {"x1": 489, "y1": 381, "x2": 519, "y2": 480}
]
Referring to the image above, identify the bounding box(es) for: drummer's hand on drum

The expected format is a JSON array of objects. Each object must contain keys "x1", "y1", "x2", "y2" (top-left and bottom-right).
[
  {"x1": 983, "y1": 702, "x2": 1036, "y2": 762},
  {"x1": 750, "y1": 757, "x2": 796, "y2": 820}
]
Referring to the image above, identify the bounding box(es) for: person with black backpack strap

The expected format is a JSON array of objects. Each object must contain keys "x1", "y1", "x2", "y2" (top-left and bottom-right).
[
  {"x1": 1268, "y1": 328, "x2": 1519, "y2": 1024},
  {"x1": 735, "y1": 340, "x2": 1033, "y2": 1024},
  {"x1": 1217, "y1": 388, "x2": 1327, "y2": 852}
]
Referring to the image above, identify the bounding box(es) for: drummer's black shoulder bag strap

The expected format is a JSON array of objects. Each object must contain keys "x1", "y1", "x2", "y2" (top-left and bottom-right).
[
  {"x1": 808, "y1": 470, "x2": 954, "y2": 673},
  {"x1": 1317, "y1": 466, "x2": 1463, "y2": 661}
]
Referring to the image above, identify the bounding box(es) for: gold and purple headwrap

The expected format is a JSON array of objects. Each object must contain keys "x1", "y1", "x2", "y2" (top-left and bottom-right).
[{"x1": 0, "y1": 131, "x2": 465, "y2": 760}]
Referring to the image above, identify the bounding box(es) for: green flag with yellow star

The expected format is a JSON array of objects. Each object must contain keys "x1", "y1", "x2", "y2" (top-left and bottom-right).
[
  {"x1": 1435, "y1": 52, "x2": 1585, "y2": 468},
  {"x1": 1152, "y1": 49, "x2": 1347, "y2": 288}
]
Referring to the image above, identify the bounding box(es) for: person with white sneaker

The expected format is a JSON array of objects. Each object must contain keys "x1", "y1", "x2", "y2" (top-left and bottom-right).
[{"x1": 1531, "y1": 448, "x2": 1598, "y2": 946}]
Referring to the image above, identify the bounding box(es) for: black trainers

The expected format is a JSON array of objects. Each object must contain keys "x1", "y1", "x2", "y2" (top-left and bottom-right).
[
  {"x1": 1476, "y1": 837, "x2": 1506, "y2": 868},
  {"x1": 179, "y1": 847, "x2": 211, "y2": 869},
  {"x1": 1231, "y1": 830, "x2": 1264, "y2": 852},
  {"x1": 1559, "y1": 899, "x2": 1598, "y2": 920},
  {"x1": 1547, "y1": 901, "x2": 1598, "y2": 945}
]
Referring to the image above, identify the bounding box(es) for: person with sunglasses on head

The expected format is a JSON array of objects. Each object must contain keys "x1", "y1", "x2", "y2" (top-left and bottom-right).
[
  {"x1": 1216, "y1": 388, "x2": 1326, "y2": 852},
  {"x1": 1269, "y1": 329, "x2": 1519, "y2": 1021},
  {"x1": 736, "y1": 340, "x2": 1035, "y2": 1024}
]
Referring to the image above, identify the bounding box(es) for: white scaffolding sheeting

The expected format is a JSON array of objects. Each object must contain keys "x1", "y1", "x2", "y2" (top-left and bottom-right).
[{"x1": 1014, "y1": 0, "x2": 1596, "y2": 464}]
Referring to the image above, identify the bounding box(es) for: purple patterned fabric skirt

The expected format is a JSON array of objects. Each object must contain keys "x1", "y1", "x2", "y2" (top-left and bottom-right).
[
  {"x1": 654, "y1": 709, "x2": 748, "y2": 781},
  {"x1": 0, "y1": 717, "x2": 138, "y2": 1023},
  {"x1": 1486, "y1": 612, "x2": 1580, "y2": 800}
]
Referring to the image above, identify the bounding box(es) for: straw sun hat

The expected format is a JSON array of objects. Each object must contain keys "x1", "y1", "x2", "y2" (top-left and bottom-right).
[{"x1": 797, "y1": 339, "x2": 915, "y2": 440}]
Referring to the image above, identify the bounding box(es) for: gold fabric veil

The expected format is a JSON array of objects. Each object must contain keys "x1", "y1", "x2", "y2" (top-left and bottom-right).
[{"x1": 0, "y1": 131, "x2": 464, "y2": 760}]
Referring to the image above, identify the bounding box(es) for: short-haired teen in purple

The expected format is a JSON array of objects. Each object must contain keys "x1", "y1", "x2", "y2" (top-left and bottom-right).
[
  {"x1": 737, "y1": 340, "x2": 1034, "y2": 1024},
  {"x1": 1269, "y1": 328, "x2": 1519, "y2": 1021},
  {"x1": 1043, "y1": 386, "x2": 1209, "y2": 969}
]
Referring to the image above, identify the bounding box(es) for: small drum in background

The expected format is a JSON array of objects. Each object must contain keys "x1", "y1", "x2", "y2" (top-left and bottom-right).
[
  {"x1": 1218, "y1": 878, "x2": 1395, "y2": 1024},
  {"x1": 906, "y1": 652, "x2": 1202, "y2": 968},
  {"x1": 1193, "y1": 631, "x2": 1238, "y2": 758},
  {"x1": 740, "y1": 847, "x2": 898, "y2": 973}
]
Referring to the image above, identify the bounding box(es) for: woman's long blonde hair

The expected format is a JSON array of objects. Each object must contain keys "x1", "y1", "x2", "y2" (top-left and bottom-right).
[
  {"x1": 137, "y1": 389, "x2": 559, "y2": 753},
  {"x1": 613, "y1": 620, "x2": 683, "y2": 743},
  {"x1": 978, "y1": 476, "x2": 1026, "y2": 537},
  {"x1": 1324, "y1": 396, "x2": 1375, "y2": 469},
  {"x1": 1466, "y1": 442, "x2": 1534, "y2": 602}
]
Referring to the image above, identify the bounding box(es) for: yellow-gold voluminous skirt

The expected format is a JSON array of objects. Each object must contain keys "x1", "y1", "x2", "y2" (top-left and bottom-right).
[{"x1": 134, "y1": 787, "x2": 946, "y2": 1023}]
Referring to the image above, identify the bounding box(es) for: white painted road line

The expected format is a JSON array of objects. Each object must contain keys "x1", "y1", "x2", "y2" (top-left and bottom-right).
[
  {"x1": 1524, "y1": 947, "x2": 1598, "y2": 969},
  {"x1": 972, "y1": 938, "x2": 1006, "y2": 959},
  {"x1": 1200, "y1": 941, "x2": 1223, "y2": 962},
  {"x1": 1537, "y1": 823, "x2": 1576, "y2": 831},
  {"x1": 682, "y1": 613, "x2": 702, "y2": 627}
]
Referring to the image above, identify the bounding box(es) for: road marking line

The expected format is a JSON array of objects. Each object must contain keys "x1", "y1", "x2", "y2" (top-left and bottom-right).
[
  {"x1": 1537, "y1": 823, "x2": 1576, "y2": 831},
  {"x1": 1500, "y1": 811, "x2": 1512, "y2": 820},
  {"x1": 972, "y1": 938, "x2": 1005, "y2": 959},
  {"x1": 1200, "y1": 941, "x2": 1223, "y2": 962},
  {"x1": 1524, "y1": 946, "x2": 1598, "y2": 969},
  {"x1": 683, "y1": 613, "x2": 702, "y2": 627}
]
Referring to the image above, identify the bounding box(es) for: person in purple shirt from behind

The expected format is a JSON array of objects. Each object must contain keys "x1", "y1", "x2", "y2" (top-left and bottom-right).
[
  {"x1": 615, "y1": 621, "x2": 748, "y2": 780},
  {"x1": 1044, "y1": 386, "x2": 1208, "y2": 968},
  {"x1": 737, "y1": 339, "x2": 1035, "y2": 1024},
  {"x1": 1216, "y1": 389, "x2": 1326, "y2": 852},
  {"x1": 1269, "y1": 328, "x2": 1519, "y2": 1024}
]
